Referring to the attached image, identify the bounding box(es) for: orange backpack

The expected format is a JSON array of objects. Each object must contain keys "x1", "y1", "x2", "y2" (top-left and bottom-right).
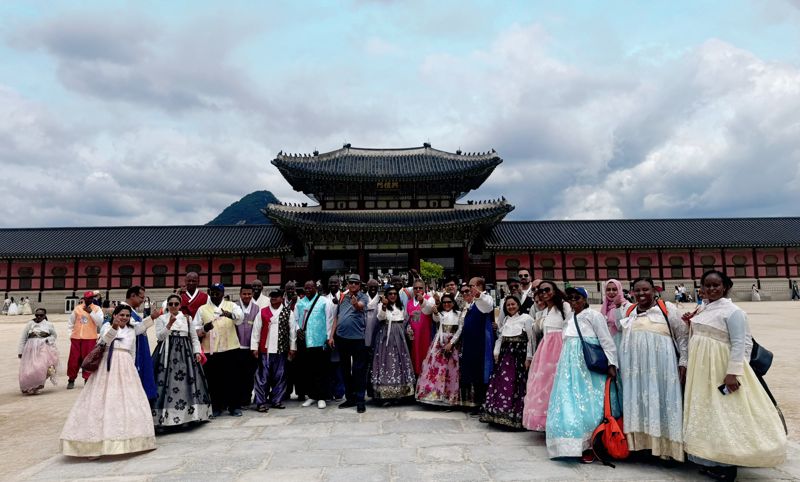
[{"x1": 590, "y1": 377, "x2": 629, "y2": 467}]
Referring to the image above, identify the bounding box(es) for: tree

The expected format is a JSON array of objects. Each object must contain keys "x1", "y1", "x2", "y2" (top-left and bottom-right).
[{"x1": 419, "y1": 259, "x2": 444, "y2": 283}]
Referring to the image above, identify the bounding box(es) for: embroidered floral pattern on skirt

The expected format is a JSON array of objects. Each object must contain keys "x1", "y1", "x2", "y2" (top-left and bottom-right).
[
  {"x1": 416, "y1": 330, "x2": 460, "y2": 406},
  {"x1": 480, "y1": 334, "x2": 529, "y2": 428},
  {"x1": 372, "y1": 322, "x2": 416, "y2": 399},
  {"x1": 152, "y1": 335, "x2": 212, "y2": 427}
]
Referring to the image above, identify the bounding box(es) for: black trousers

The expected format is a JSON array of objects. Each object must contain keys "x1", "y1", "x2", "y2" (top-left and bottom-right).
[
  {"x1": 335, "y1": 336, "x2": 367, "y2": 404},
  {"x1": 300, "y1": 346, "x2": 331, "y2": 401},
  {"x1": 205, "y1": 350, "x2": 240, "y2": 412},
  {"x1": 237, "y1": 348, "x2": 258, "y2": 406}
]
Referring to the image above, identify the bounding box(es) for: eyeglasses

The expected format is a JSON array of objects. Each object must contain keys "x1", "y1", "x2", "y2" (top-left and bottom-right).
[
  {"x1": 535, "y1": 287, "x2": 552, "y2": 295},
  {"x1": 519, "y1": 274, "x2": 530, "y2": 278},
  {"x1": 34, "y1": 313, "x2": 46, "y2": 317},
  {"x1": 167, "y1": 302, "x2": 181, "y2": 307}
]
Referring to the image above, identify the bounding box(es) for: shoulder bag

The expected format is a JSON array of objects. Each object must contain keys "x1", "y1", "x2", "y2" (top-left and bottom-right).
[
  {"x1": 573, "y1": 313, "x2": 609, "y2": 374},
  {"x1": 81, "y1": 341, "x2": 107, "y2": 373},
  {"x1": 296, "y1": 295, "x2": 321, "y2": 351}
]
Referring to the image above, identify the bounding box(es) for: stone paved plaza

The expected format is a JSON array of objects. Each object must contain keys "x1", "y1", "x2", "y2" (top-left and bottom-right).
[{"x1": 3, "y1": 302, "x2": 800, "y2": 481}]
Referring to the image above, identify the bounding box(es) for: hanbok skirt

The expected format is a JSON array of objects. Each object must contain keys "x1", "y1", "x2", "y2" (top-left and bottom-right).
[
  {"x1": 415, "y1": 329, "x2": 460, "y2": 406},
  {"x1": 619, "y1": 329, "x2": 684, "y2": 461},
  {"x1": 19, "y1": 338, "x2": 59, "y2": 394},
  {"x1": 152, "y1": 334, "x2": 212, "y2": 427},
  {"x1": 372, "y1": 322, "x2": 416, "y2": 399},
  {"x1": 7, "y1": 303, "x2": 19, "y2": 315},
  {"x1": 683, "y1": 328, "x2": 786, "y2": 467},
  {"x1": 21, "y1": 302, "x2": 32, "y2": 316},
  {"x1": 60, "y1": 349, "x2": 156, "y2": 457},
  {"x1": 480, "y1": 334, "x2": 529, "y2": 428},
  {"x1": 546, "y1": 336, "x2": 609, "y2": 458},
  {"x1": 522, "y1": 330, "x2": 562, "y2": 431}
]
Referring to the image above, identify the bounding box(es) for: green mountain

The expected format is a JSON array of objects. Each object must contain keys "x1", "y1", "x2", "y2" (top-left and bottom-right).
[{"x1": 207, "y1": 190, "x2": 279, "y2": 225}]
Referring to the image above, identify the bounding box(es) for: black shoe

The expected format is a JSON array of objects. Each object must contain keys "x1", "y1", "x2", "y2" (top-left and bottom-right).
[
  {"x1": 211, "y1": 410, "x2": 223, "y2": 418},
  {"x1": 271, "y1": 403, "x2": 286, "y2": 410},
  {"x1": 338, "y1": 400, "x2": 356, "y2": 409},
  {"x1": 229, "y1": 409, "x2": 243, "y2": 417},
  {"x1": 66, "y1": 380, "x2": 75, "y2": 390},
  {"x1": 357, "y1": 404, "x2": 366, "y2": 413}
]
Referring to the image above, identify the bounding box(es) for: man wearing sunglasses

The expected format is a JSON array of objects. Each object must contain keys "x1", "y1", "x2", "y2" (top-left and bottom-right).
[
  {"x1": 518, "y1": 269, "x2": 542, "y2": 316},
  {"x1": 328, "y1": 274, "x2": 370, "y2": 413}
]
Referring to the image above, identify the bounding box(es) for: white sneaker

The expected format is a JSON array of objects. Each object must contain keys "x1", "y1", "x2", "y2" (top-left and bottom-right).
[
  {"x1": 317, "y1": 400, "x2": 327, "y2": 409},
  {"x1": 301, "y1": 399, "x2": 315, "y2": 407}
]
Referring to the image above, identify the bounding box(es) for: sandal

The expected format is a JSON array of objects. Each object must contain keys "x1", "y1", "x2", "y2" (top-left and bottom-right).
[{"x1": 256, "y1": 405, "x2": 269, "y2": 413}]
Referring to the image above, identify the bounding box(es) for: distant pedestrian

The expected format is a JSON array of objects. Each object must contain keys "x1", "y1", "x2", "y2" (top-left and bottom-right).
[
  {"x1": 751, "y1": 284, "x2": 761, "y2": 302},
  {"x1": 791, "y1": 281, "x2": 799, "y2": 301},
  {"x1": 18, "y1": 308, "x2": 59, "y2": 395}
]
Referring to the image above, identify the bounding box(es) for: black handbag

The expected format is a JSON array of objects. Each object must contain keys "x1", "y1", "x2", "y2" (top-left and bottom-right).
[
  {"x1": 749, "y1": 338, "x2": 773, "y2": 377},
  {"x1": 573, "y1": 313, "x2": 609, "y2": 374},
  {"x1": 296, "y1": 294, "x2": 321, "y2": 351}
]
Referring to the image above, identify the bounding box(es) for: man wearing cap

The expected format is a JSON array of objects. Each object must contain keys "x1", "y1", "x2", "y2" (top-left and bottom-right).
[
  {"x1": 328, "y1": 274, "x2": 370, "y2": 413},
  {"x1": 251, "y1": 289, "x2": 297, "y2": 412},
  {"x1": 65, "y1": 291, "x2": 104, "y2": 389},
  {"x1": 196, "y1": 283, "x2": 244, "y2": 417}
]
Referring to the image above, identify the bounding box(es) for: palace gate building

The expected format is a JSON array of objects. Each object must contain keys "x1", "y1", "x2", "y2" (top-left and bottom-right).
[{"x1": 2, "y1": 144, "x2": 799, "y2": 311}]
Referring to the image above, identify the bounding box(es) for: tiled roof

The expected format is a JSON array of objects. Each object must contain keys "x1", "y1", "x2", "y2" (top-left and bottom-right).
[
  {"x1": 0, "y1": 225, "x2": 290, "y2": 259},
  {"x1": 265, "y1": 201, "x2": 514, "y2": 232},
  {"x1": 272, "y1": 145, "x2": 501, "y2": 183},
  {"x1": 486, "y1": 218, "x2": 800, "y2": 250}
]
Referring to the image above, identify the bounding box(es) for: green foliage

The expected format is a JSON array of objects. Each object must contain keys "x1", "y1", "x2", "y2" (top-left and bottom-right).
[
  {"x1": 207, "y1": 190, "x2": 279, "y2": 225},
  {"x1": 419, "y1": 259, "x2": 444, "y2": 281}
]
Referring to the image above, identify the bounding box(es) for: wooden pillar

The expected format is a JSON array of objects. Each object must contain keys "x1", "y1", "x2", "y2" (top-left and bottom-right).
[
  {"x1": 751, "y1": 248, "x2": 758, "y2": 285},
  {"x1": 411, "y1": 246, "x2": 420, "y2": 272},
  {"x1": 358, "y1": 248, "x2": 366, "y2": 278},
  {"x1": 462, "y1": 247, "x2": 470, "y2": 280},
  {"x1": 240, "y1": 255, "x2": 247, "y2": 286},
  {"x1": 208, "y1": 256, "x2": 214, "y2": 285},
  {"x1": 657, "y1": 249, "x2": 664, "y2": 283},
  {"x1": 4, "y1": 259, "x2": 10, "y2": 294},
  {"x1": 140, "y1": 257, "x2": 146, "y2": 288},
  {"x1": 173, "y1": 256, "x2": 180, "y2": 290},
  {"x1": 592, "y1": 249, "x2": 600, "y2": 287},
  {"x1": 560, "y1": 251, "x2": 568, "y2": 282},
  {"x1": 625, "y1": 250, "x2": 632, "y2": 282},
  {"x1": 689, "y1": 248, "x2": 696, "y2": 282},
  {"x1": 106, "y1": 257, "x2": 113, "y2": 292},
  {"x1": 40, "y1": 258, "x2": 46, "y2": 294},
  {"x1": 784, "y1": 247, "x2": 791, "y2": 282},
  {"x1": 73, "y1": 257, "x2": 80, "y2": 293},
  {"x1": 527, "y1": 250, "x2": 534, "y2": 275}
]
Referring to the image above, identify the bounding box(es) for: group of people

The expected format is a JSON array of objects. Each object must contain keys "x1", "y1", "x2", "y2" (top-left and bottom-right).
[
  {"x1": 4, "y1": 296, "x2": 33, "y2": 316},
  {"x1": 15, "y1": 268, "x2": 788, "y2": 479}
]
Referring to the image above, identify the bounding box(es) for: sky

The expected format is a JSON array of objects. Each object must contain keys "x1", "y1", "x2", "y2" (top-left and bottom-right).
[{"x1": 1, "y1": 0, "x2": 800, "y2": 227}]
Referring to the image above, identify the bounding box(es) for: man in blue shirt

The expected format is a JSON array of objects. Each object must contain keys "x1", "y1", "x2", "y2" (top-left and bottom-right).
[{"x1": 328, "y1": 274, "x2": 370, "y2": 413}]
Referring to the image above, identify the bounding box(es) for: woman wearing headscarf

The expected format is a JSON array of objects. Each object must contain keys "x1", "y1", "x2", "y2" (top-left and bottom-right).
[
  {"x1": 683, "y1": 270, "x2": 786, "y2": 480},
  {"x1": 60, "y1": 304, "x2": 156, "y2": 457},
  {"x1": 600, "y1": 279, "x2": 628, "y2": 348},
  {"x1": 17, "y1": 308, "x2": 59, "y2": 394},
  {"x1": 522, "y1": 281, "x2": 571, "y2": 431}
]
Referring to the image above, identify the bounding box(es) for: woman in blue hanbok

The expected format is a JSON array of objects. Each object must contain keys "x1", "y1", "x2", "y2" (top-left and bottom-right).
[{"x1": 546, "y1": 287, "x2": 617, "y2": 462}]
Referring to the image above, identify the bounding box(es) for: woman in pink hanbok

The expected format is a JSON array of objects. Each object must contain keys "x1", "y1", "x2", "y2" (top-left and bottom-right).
[
  {"x1": 60, "y1": 304, "x2": 156, "y2": 457},
  {"x1": 522, "y1": 281, "x2": 571, "y2": 431},
  {"x1": 415, "y1": 293, "x2": 463, "y2": 406},
  {"x1": 18, "y1": 308, "x2": 59, "y2": 394}
]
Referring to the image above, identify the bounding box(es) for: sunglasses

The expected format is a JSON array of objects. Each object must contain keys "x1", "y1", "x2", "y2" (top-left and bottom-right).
[
  {"x1": 34, "y1": 313, "x2": 46, "y2": 317},
  {"x1": 442, "y1": 300, "x2": 454, "y2": 304},
  {"x1": 535, "y1": 287, "x2": 552, "y2": 295},
  {"x1": 347, "y1": 281, "x2": 361, "y2": 285},
  {"x1": 567, "y1": 295, "x2": 584, "y2": 302},
  {"x1": 167, "y1": 302, "x2": 181, "y2": 307},
  {"x1": 519, "y1": 274, "x2": 530, "y2": 278}
]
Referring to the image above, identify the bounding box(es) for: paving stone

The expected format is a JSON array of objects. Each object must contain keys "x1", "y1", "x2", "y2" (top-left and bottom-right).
[
  {"x1": 403, "y1": 432, "x2": 487, "y2": 448},
  {"x1": 175, "y1": 427, "x2": 258, "y2": 442},
  {"x1": 323, "y1": 464, "x2": 391, "y2": 482},
  {"x1": 26, "y1": 456, "x2": 129, "y2": 480},
  {"x1": 394, "y1": 462, "x2": 488, "y2": 480},
  {"x1": 331, "y1": 420, "x2": 382, "y2": 436},
  {"x1": 466, "y1": 445, "x2": 537, "y2": 463},
  {"x1": 241, "y1": 415, "x2": 295, "y2": 427},
  {"x1": 484, "y1": 430, "x2": 541, "y2": 445},
  {"x1": 260, "y1": 422, "x2": 333, "y2": 438},
  {"x1": 341, "y1": 447, "x2": 416, "y2": 465},
  {"x1": 178, "y1": 454, "x2": 267, "y2": 474},
  {"x1": 419, "y1": 445, "x2": 467, "y2": 462},
  {"x1": 737, "y1": 466, "x2": 798, "y2": 480},
  {"x1": 485, "y1": 460, "x2": 582, "y2": 481},
  {"x1": 309, "y1": 434, "x2": 403, "y2": 450},
  {"x1": 116, "y1": 456, "x2": 185, "y2": 475},
  {"x1": 401, "y1": 409, "x2": 468, "y2": 421},
  {"x1": 226, "y1": 438, "x2": 308, "y2": 456},
  {"x1": 268, "y1": 450, "x2": 341, "y2": 469},
  {"x1": 381, "y1": 419, "x2": 464, "y2": 434},
  {"x1": 238, "y1": 467, "x2": 323, "y2": 481}
]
